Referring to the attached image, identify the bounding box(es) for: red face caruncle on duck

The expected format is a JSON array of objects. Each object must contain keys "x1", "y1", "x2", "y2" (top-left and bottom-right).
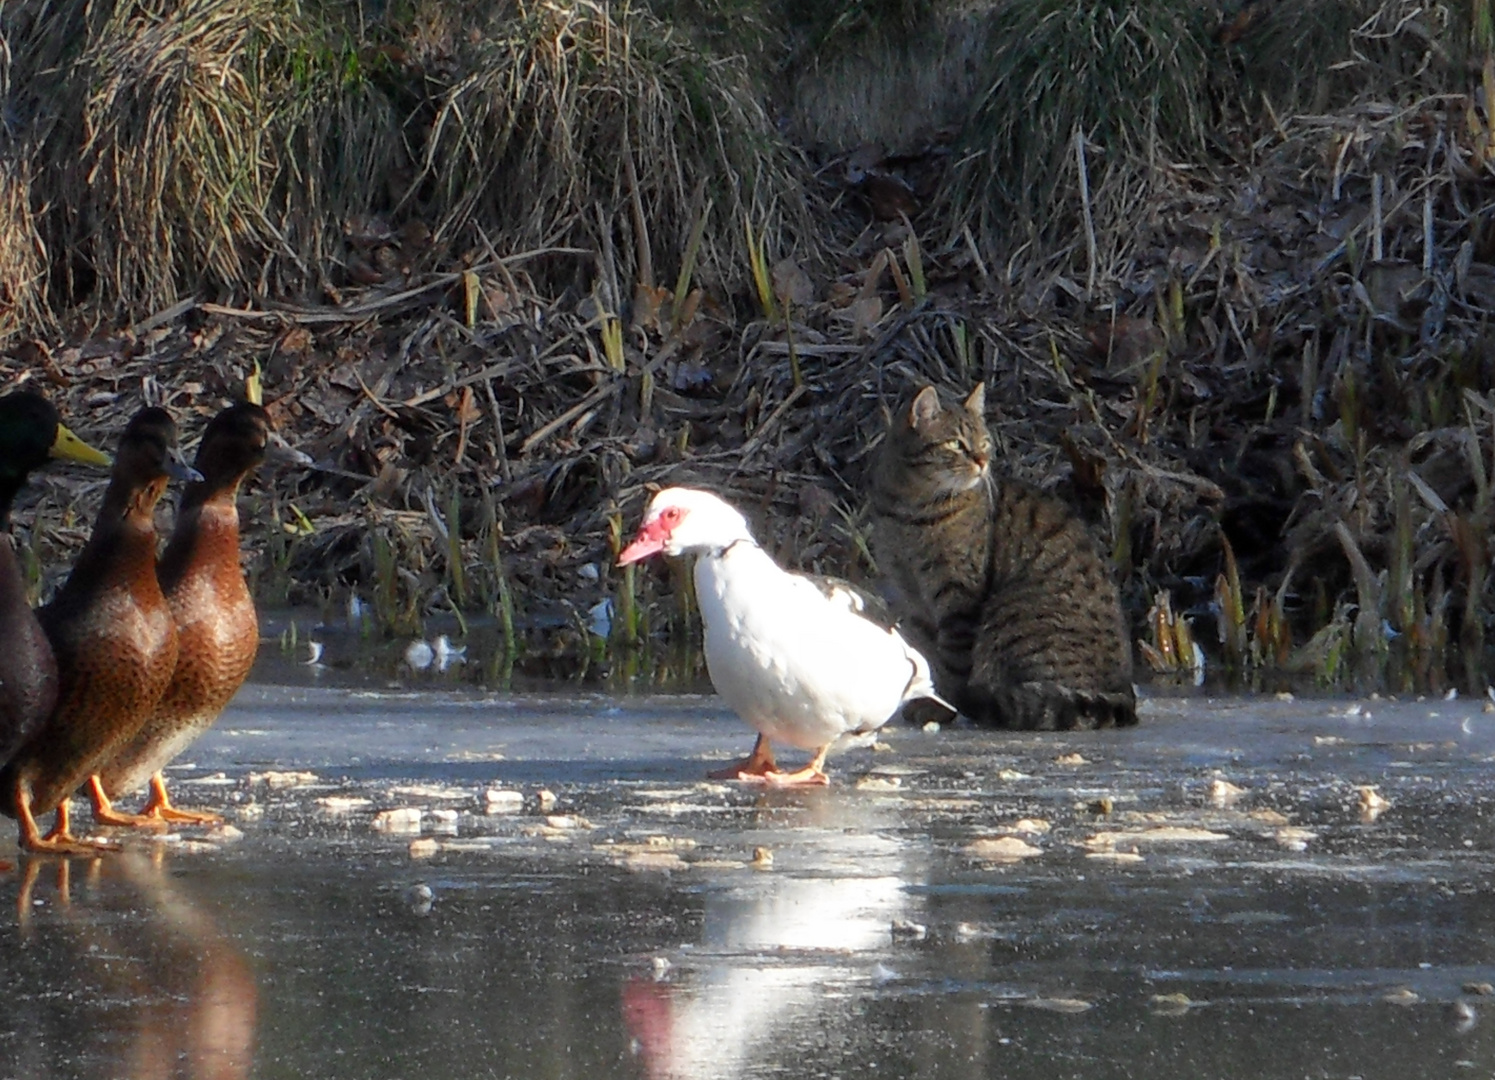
[{"x1": 617, "y1": 504, "x2": 685, "y2": 566}]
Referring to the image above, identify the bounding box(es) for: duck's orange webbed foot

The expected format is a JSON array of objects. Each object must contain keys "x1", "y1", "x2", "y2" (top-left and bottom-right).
[
  {"x1": 762, "y1": 767, "x2": 831, "y2": 787},
  {"x1": 19, "y1": 795, "x2": 116, "y2": 856},
  {"x1": 762, "y1": 745, "x2": 832, "y2": 788},
  {"x1": 24, "y1": 834, "x2": 112, "y2": 856},
  {"x1": 86, "y1": 776, "x2": 169, "y2": 831},
  {"x1": 706, "y1": 733, "x2": 778, "y2": 781},
  {"x1": 141, "y1": 773, "x2": 223, "y2": 826}
]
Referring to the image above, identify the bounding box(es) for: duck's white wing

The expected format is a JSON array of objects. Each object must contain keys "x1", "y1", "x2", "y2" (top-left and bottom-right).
[{"x1": 698, "y1": 548, "x2": 946, "y2": 750}]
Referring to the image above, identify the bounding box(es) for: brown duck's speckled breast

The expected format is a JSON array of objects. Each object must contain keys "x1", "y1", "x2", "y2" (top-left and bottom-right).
[
  {"x1": 101, "y1": 505, "x2": 258, "y2": 798},
  {"x1": 20, "y1": 562, "x2": 178, "y2": 815}
]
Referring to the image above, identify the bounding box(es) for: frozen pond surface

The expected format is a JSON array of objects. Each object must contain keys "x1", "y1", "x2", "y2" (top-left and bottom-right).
[{"x1": 5, "y1": 685, "x2": 1495, "y2": 1079}]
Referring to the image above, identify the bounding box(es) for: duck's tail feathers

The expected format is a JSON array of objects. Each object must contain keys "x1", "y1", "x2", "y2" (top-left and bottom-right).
[{"x1": 899, "y1": 640, "x2": 959, "y2": 720}]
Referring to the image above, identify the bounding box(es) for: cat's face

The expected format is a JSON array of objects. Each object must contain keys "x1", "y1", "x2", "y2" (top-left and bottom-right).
[{"x1": 895, "y1": 384, "x2": 991, "y2": 494}]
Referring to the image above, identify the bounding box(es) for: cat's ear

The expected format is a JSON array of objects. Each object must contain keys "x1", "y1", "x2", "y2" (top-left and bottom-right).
[
  {"x1": 964, "y1": 383, "x2": 986, "y2": 419},
  {"x1": 910, "y1": 386, "x2": 941, "y2": 431}
]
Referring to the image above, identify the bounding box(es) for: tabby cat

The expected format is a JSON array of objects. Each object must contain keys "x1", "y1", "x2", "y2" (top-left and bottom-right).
[{"x1": 869, "y1": 383, "x2": 1136, "y2": 730}]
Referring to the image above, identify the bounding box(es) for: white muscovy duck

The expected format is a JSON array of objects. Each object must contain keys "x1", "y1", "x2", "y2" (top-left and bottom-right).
[{"x1": 617, "y1": 486, "x2": 952, "y2": 786}]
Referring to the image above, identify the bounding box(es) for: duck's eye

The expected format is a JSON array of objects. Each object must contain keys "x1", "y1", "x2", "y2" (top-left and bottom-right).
[{"x1": 662, "y1": 507, "x2": 683, "y2": 523}]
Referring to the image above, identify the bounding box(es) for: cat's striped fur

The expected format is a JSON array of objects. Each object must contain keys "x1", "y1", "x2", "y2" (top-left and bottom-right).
[{"x1": 869, "y1": 383, "x2": 1136, "y2": 730}]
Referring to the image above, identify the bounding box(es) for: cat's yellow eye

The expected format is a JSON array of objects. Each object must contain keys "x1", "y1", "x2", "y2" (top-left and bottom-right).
[{"x1": 940, "y1": 439, "x2": 963, "y2": 452}]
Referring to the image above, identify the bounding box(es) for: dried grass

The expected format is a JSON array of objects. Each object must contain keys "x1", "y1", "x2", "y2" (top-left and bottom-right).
[
  {"x1": 0, "y1": 0, "x2": 810, "y2": 322},
  {"x1": 785, "y1": 8, "x2": 991, "y2": 152},
  {"x1": 940, "y1": 0, "x2": 1214, "y2": 259},
  {"x1": 4, "y1": 1, "x2": 1495, "y2": 692},
  {"x1": 1228, "y1": 0, "x2": 1457, "y2": 113},
  {"x1": 411, "y1": 1, "x2": 808, "y2": 296},
  {"x1": 937, "y1": 0, "x2": 1459, "y2": 271},
  {"x1": 0, "y1": 30, "x2": 51, "y2": 337}
]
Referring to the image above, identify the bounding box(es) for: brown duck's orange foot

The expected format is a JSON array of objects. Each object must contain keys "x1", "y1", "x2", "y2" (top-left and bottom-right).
[
  {"x1": 22, "y1": 802, "x2": 116, "y2": 857},
  {"x1": 142, "y1": 774, "x2": 222, "y2": 826},
  {"x1": 151, "y1": 804, "x2": 223, "y2": 826},
  {"x1": 27, "y1": 834, "x2": 117, "y2": 855},
  {"x1": 706, "y1": 733, "x2": 778, "y2": 780},
  {"x1": 41, "y1": 823, "x2": 115, "y2": 855},
  {"x1": 92, "y1": 807, "x2": 171, "y2": 830},
  {"x1": 86, "y1": 776, "x2": 169, "y2": 831}
]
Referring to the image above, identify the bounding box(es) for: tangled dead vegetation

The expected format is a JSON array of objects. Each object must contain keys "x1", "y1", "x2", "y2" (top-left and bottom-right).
[
  {"x1": 0, "y1": 0, "x2": 808, "y2": 331},
  {"x1": 3, "y1": 1, "x2": 1495, "y2": 694}
]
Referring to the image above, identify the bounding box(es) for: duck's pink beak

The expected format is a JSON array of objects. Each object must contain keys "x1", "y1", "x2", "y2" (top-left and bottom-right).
[{"x1": 617, "y1": 516, "x2": 670, "y2": 566}]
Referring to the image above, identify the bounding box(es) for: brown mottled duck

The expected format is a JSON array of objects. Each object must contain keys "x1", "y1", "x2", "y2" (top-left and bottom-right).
[
  {"x1": 90, "y1": 402, "x2": 308, "y2": 827},
  {"x1": 1, "y1": 407, "x2": 198, "y2": 854}
]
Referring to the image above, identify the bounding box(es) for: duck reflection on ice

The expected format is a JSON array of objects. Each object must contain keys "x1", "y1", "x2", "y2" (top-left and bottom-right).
[
  {"x1": 7, "y1": 851, "x2": 257, "y2": 1080},
  {"x1": 623, "y1": 794, "x2": 924, "y2": 1080}
]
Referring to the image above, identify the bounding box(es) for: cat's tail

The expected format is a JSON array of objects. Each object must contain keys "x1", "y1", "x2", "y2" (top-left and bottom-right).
[{"x1": 960, "y1": 681, "x2": 1138, "y2": 731}]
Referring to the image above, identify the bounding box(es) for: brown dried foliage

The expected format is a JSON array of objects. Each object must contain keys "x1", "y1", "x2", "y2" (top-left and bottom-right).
[{"x1": 4, "y1": 2, "x2": 1495, "y2": 692}]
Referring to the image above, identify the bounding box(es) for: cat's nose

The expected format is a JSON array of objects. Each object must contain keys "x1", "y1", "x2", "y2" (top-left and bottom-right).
[{"x1": 971, "y1": 452, "x2": 989, "y2": 470}]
